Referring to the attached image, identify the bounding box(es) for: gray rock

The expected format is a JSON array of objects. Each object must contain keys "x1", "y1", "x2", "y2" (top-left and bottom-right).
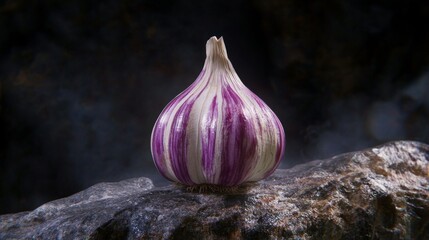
[{"x1": 1, "y1": 141, "x2": 428, "y2": 239}]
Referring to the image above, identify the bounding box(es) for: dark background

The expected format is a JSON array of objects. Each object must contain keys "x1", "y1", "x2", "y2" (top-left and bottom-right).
[{"x1": 1, "y1": 0, "x2": 429, "y2": 214}]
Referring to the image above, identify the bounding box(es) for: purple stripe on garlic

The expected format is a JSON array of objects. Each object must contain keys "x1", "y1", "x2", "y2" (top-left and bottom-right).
[{"x1": 151, "y1": 36, "x2": 285, "y2": 186}]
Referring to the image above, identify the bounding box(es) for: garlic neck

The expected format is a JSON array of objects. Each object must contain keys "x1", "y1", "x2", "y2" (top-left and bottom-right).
[{"x1": 204, "y1": 36, "x2": 231, "y2": 69}]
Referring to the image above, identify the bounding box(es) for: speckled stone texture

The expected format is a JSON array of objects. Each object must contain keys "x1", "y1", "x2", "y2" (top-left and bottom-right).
[{"x1": 1, "y1": 141, "x2": 428, "y2": 239}]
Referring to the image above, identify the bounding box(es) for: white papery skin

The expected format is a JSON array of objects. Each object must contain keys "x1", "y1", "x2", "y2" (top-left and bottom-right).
[{"x1": 151, "y1": 36, "x2": 285, "y2": 186}]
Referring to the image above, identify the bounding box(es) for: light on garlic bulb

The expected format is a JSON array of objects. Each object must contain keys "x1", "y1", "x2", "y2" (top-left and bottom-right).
[{"x1": 151, "y1": 36, "x2": 285, "y2": 187}]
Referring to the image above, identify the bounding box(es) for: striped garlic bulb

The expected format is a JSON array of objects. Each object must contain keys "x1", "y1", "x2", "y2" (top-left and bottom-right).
[{"x1": 151, "y1": 36, "x2": 285, "y2": 186}]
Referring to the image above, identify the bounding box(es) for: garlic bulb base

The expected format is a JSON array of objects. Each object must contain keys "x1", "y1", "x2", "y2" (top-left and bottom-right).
[{"x1": 177, "y1": 182, "x2": 255, "y2": 193}]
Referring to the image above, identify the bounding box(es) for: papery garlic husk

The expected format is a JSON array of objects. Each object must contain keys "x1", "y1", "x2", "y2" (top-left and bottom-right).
[{"x1": 151, "y1": 36, "x2": 285, "y2": 186}]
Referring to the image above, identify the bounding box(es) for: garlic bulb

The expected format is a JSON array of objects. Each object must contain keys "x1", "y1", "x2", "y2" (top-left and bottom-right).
[{"x1": 151, "y1": 36, "x2": 285, "y2": 186}]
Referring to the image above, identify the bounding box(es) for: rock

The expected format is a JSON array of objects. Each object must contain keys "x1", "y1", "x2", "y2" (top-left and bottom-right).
[{"x1": 1, "y1": 141, "x2": 428, "y2": 239}]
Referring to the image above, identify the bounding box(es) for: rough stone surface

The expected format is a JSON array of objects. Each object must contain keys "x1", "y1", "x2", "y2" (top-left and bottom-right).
[{"x1": 1, "y1": 141, "x2": 428, "y2": 239}]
